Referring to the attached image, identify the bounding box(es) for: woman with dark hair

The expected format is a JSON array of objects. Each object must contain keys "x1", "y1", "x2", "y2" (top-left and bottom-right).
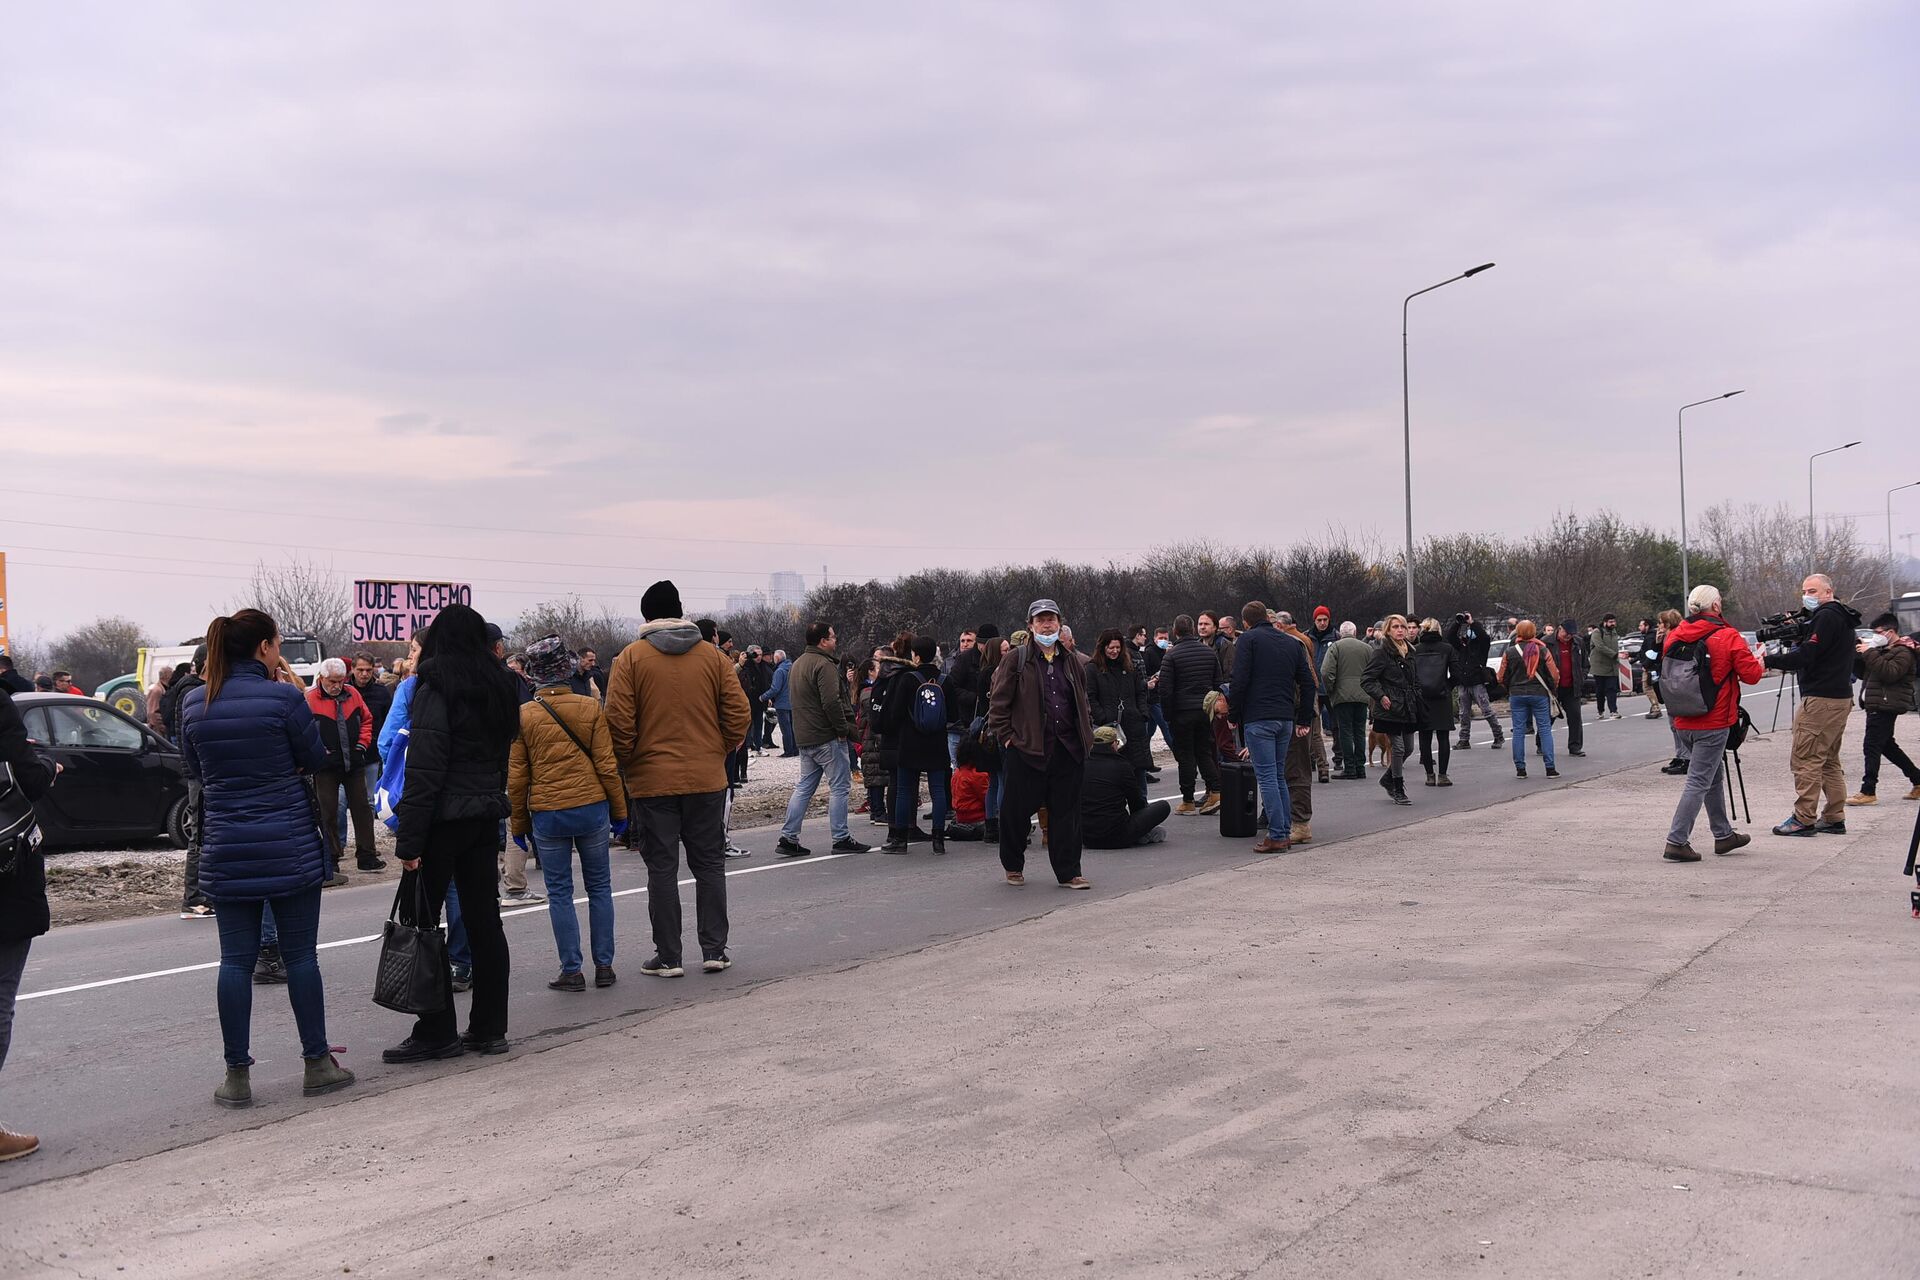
[
  {"x1": 883, "y1": 635, "x2": 951, "y2": 854},
  {"x1": 1087, "y1": 628, "x2": 1153, "y2": 794},
  {"x1": 384, "y1": 603, "x2": 522, "y2": 1063},
  {"x1": 1412, "y1": 617, "x2": 1464, "y2": 787},
  {"x1": 861, "y1": 643, "x2": 912, "y2": 830},
  {"x1": 179, "y1": 609, "x2": 353, "y2": 1108}
]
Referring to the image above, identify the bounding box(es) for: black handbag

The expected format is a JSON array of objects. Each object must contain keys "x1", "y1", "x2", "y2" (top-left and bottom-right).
[
  {"x1": 0, "y1": 761, "x2": 44, "y2": 877},
  {"x1": 372, "y1": 875, "x2": 447, "y2": 1015}
]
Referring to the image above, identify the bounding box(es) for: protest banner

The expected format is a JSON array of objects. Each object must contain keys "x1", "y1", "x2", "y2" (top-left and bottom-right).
[{"x1": 352, "y1": 579, "x2": 472, "y2": 644}]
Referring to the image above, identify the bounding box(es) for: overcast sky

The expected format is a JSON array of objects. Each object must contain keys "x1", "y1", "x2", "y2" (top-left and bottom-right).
[{"x1": 3, "y1": 1, "x2": 1916, "y2": 644}]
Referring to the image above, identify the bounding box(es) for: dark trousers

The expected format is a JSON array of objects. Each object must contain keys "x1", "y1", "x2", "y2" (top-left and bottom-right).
[
  {"x1": 1557, "y1": 687, "x2": 1584, "y2": 751},
  {"x1": 0, "y1": 937, "x2": 31, "y2": 1073},
  {"x1": 1085, "y1": 799, "x2": 1171, "y2": 848},
  {"x1": 999, "y1": 749, "x2": 1086, "y2": 882},
  {"x1": 315, "y1": 768, "x2": 375, "y2": 865},
  {"x1": 1331, "y1": 703, "x2": 1368, "y2": 775},
  {"x1": 1417, "y1": 725, "x2": 1452, "y2": 777},
  {"x1": 1862, "y1": 709, "x2": 1920, "y2": 793},
  {"x1": 182, "y1": 779, "x2": 209, "y2": 909},
  {"x1": 404, "y1": 816, "x2": 509, "y2": 1043},
  {"x1": 894, "y1": 766, "x2": 950, "y2": 835},
  {"x1": 637, "y1": 790, "x2": 729, "y2": 964},
  {"x1": 1593, "y1": 675, "x2": 1619, "y2": 715},
  {"x1": 1170, "y1": 709, "x2": 1219, "y2": 802}
]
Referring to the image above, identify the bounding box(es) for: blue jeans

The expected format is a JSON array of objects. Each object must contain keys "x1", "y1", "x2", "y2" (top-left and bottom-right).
[
  {"x1": 534, "y1": 802, "x2": 614, "y2": 973},
  {"x1": 259, "y1": 901, "x2": 278, "y2": 949},
  {"x1": 895, "y1": 766, "x2": 950, "y2": 834},
  {"x1": 213, "y1": 887, "x2": 327, "y2": 1067},
  {"x1": 1149, "y1": 703, "x2": 1175, "y2": 751},
  {"x1": 446, "y1": 882, "x2": 471, "y2": 971},
  {"x1": 776, "y1": 708, "x2": 797, "y2": 755},
  {"x1": 947, "y1": 728, "x2": 965, "y2": 768},
  {"x1": 781, "y1": 740, "x2": 852, "y2": 843},
  {"x1": 1242, "y1": 719, "x2": 1294, "y2": 840},
  {"x1": 1510, "y1": 694, "x2": 1555, "y2": 769}
]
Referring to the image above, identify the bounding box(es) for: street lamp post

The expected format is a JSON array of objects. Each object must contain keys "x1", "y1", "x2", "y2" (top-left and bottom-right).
[
  {"x1": 1887, "y1": 480, "x2": 1920, "y2": 602},
  {"x1": 1676, "y1": 390, "x2": 1743, "y2": 600},
  {"x1": 1402, "y1": 262, "x2": 1495, "y2": 615},
  {"x1": 1808, "y1": 441, "x2": 1862, "y2": 565}
]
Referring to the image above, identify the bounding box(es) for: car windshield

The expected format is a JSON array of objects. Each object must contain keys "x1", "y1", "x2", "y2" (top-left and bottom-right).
[{"x1": 280, "y1": 637, "x2": 323, "y2": 666}]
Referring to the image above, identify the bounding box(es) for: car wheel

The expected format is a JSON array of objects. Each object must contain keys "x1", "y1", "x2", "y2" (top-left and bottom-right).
[
  {"x1": 166, "y1": 794, "x2": 193, "y2": 849},
  {"x1": 109, "y1": 686, "x2": 143, "y2": 719}
]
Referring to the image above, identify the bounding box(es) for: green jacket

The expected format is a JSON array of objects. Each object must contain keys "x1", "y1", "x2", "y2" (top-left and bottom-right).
[
  {"x1": 1590, "y1": 626, "x2": 1621, "y2": 674},
  {"x1": 1320, "y1": 636, "x2": 1374, "y2": 706},
  {"x1": 789, "y1": 646, "x2": 852, "y2": 747}
]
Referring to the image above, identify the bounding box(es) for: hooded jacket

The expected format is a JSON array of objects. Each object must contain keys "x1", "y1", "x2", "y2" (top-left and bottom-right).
[
  {"x1": 765, "y1": 658, "x2": 794, "y2": 712},
  {"x1": 1664, "y1": 613, "x2": 1766, "y2": 731},
  {"x1": 305, "y1": 682, "x2": 373, "y2": 774},
  {"x1": 605, "y1": 619, "x2": 753, "y2": 798},
  {"x1": 179, "y1": 660, "x2": 331, "y2": 901},
  {"x1": 1763, "y1": 599, "x2": 1863, "y2": 700}
]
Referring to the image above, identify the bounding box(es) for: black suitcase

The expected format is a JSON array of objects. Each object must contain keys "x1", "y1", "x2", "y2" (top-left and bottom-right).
[{"x1": 1217, "y1": 760, "x2": 1259, "y2": 838}]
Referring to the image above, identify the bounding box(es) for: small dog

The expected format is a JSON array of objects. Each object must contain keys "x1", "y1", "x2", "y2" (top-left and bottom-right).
[{"x1": 1368, "y1": 729, "x2": 1394, "y2": 767}]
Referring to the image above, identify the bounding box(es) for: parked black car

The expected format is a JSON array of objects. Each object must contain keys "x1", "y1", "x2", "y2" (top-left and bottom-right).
[{"x1": 13, "y1": 693, "x2": 191, "y2": 848}]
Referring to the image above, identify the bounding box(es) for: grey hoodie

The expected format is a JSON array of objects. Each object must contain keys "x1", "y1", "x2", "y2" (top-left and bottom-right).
[{"x1": 640, "y1": 619, "x2": 703, "y2": 656}]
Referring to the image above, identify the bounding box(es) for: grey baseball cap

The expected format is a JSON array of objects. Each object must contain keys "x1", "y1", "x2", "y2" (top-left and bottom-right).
[{"x1": 1027, "y1": 598, "x2": 1062, "y2": 620}]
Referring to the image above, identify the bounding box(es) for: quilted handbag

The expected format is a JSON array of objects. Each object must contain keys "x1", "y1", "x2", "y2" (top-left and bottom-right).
[{"x1": 371, "y1": 875, "x2": 447, "y2": 1015}]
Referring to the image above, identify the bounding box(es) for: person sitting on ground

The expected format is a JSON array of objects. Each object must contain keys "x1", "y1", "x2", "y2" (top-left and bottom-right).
[
  {"x1": 1082, "y1": 724, "x2": 1171, "y2": 848},
  {"x1": 945, "y1": 739, "x2": 991, "y2": 841},
  {"x1": 1203, "y1": 689, "x2": 1239, "y2": 768}
]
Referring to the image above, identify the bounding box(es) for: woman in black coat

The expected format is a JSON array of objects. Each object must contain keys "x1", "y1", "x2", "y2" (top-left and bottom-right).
[
  {"x1": 0, "y1": 689, "x2": 57, "y2": 1160},
  {"x1": 1361, "y1": 614, "x2": 1422, "y2": 806},
  {"x1": 385, "y1": 604, "x2": 522, "y2": 1064},
  {"x1": 1412, "y1": 619, "x2": 1463, "y2": 787},
  {"x1": 1086, "y1": 629, "x2": 1152, "y2": 791},
  {"x1": 883, "y1": 635, "x2": 952, "y2": 855}
]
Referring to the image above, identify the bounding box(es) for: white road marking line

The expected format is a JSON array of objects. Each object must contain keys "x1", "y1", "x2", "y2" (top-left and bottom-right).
[{"x1": 18, "y1": 853, "x2": 849, "y2": 1003}]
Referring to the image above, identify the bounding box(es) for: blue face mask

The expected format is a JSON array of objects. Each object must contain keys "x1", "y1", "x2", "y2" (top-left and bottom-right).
[
  {"x1": 1033, "y1": 631, "x2": 1060, "y2": 648},
  {"x1": 1802, "y1": 594, "x2": 1820, "y2": 611},
  {"x1": 1156, "y1": 638, "x2": 1171, "y2": 650}
]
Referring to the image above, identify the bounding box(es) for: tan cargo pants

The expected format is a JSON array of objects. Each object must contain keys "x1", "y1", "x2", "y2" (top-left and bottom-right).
[{"x1": 1791, "y1": 695, "x2": 1851, "y2": 824}]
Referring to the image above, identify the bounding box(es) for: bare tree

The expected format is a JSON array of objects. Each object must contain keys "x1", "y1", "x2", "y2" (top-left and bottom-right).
[
  {"x1": 510, "y1": 596, "x2": 635, "y2": 661},
  {"x1": 50, "y1": 616, "x2": 157, "y2": 692},
  {"x1": 2, "y1": 625, "x2": 55, "y2": 684},
  {"x1": 230, "y1": 556, "x2": 353, "y2": 654},
  {"x1": 1697, "y1": 501, "x2": 1892, "y2": 625}
]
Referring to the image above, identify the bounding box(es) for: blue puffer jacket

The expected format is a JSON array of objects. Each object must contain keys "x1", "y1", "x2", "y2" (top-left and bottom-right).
[{"x1": 180, "y1": 660, "x2": 330, "y2": 901}]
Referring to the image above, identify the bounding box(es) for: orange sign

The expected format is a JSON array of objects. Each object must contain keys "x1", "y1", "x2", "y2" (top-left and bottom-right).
[{"x1": 0, "y1": 550, "x2": 10, "y2": 655}]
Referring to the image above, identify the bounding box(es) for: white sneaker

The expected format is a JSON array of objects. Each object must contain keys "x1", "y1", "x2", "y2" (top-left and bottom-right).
[
  {"x1": 500, "y1": 889, "x2": 546, "y2": 906},
  {"x1": 724, "y1": 843, "x2": 752, "y2": 859}
]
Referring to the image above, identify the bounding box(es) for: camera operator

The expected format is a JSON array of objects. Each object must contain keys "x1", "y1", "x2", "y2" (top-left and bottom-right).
[
  {"x1": 1846, "y1": 613, "x2": 1920, "y2": 806},
  {"x1": 1761, "y1": 573, "x2": 1862, "y2": 837}
]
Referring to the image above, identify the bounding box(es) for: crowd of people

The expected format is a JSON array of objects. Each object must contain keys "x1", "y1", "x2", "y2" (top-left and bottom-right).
[{"x1": 1, "y1": 570, "x2": 1913, "y2": 1163}]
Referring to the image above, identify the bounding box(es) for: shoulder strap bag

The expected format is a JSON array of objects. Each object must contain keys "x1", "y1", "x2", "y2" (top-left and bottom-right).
[{"x1": 533, "y1": 695, "x2": 596, "y2": 767}]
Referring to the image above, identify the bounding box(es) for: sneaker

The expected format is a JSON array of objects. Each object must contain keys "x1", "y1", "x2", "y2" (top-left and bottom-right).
[
  {"x1": 1061, "y1": 876, "x2": 1092, "y2": 890},
  {"x1": 1907, "y1": 785, "x2": 1920, "y2": 801},
  {"x1": 1545, "y1": 768, "x2": 1560, "y2": 778},
  {"x1": 724, "y1": 843, "x2": 753, "y2": 859},
  {"x1": 1196, "y1": 795, "x2": 1222, "y2": 815},
  {"x1": 831, "y1": 837, "x2": 872, "y2": 854},
  {"x1": 1813, "y1": 820, "x2": 1847, "y2": 835},
  {"x1": 1847, "y1": 793, "x2": 1877, "y2": 806},
  {"x1": 1661, "y1": 760, "x2": 1690, "y2": 775},
  {"x1": 500, "y1": 889, "x2": 545, "y2": 905},
  {"x1": 702, "y1": 953, "x2": 732, "y2": 973},
  {"x1": 180, "y1": 904, "x2": 214, "y2": 920},
  {"x1": 1662, "y1": 841, "x2": 1701, "y2": 862},
  {"x1": 639, "y1": 955, "x2": 685, "y2": 978},
  {"x1": 1771, "y1": 815, "x2": 1818, "y2": 837},
  {"x1": 323, "y1": 871, "x2": 349, "y2": 888},
  {"x1": 356, "y1": 856, "x2": 388, "y2": 871},
  {"x1": 0, "y1": 1126, "x2": 40, "y2": 1162},
  {"x1": 775, "y1": 837, "x2": 810, "y2": 858},
  {"x1": 1516, "y1": 766, "x2": 1528, "y2": 778},
  {"x1": 450, "y1": 967, "x2": 473, "y2": 993},
  {"x1": 1005, "y1": 871, "x2": 1026, "y2": 886},
  {"x1": 1567, "y1": 749, "x2": 1586, "y2": 757},
  {"x1": 1713, "y1": 832, "x2": 1752, "y2": 856},
  {"x1": 1175, "y1": 801, "x2": 1198, "y2": 815}
]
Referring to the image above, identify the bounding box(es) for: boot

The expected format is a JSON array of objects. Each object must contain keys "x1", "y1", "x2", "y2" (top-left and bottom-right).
[
  {"x1": 1378, "y1": 770, "x2": 1394, "y2": 792},
  {"x1": 930, "y1": 835, "x2": 946, "y2": 856},
  {"x1": 302, "y1": 1054, "x2": 356, "y2": 1098},
  {"x1": 253, "y1": 944, "x2": 287, "y2": 985},
  {"x1": 214, "y1": 1065, "x2": 253, "y2": 1109},
  {"x1": 1490, "y1": 727, "x2": 1505, "y2": 747},
  {"x1": 1423, "y1": 767, "x2": 1436, "y2": 787},
  {"x1": 1455, "y1": 732, "x2": 1471, "y2": 750},
  {"x1": 1390, "y1": 778, "x2": 1413, "y2": 806},
  {"x1": 1291, "y1": 821, "x2": 1312, "y2": 844},
  {"x1": 880, "y1": 830, "x2": 911, "y2": 854}
]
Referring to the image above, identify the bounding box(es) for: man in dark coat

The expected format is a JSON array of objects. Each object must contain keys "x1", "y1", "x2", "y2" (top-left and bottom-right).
[
  {"x1": 1445, "y1": 612, "x2": 1500, "y2": 749},
  {"x1": 987, "y1": 600, "x2": 1095, "y2": 889},
  {"x1": 1158, "y1": 614, "x2": 1224, "y2": 815}
]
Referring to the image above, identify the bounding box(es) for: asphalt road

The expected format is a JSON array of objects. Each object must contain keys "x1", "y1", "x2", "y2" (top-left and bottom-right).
[{"x1": 1, "y1": 684, "x2": 1778, "y2": 1190}]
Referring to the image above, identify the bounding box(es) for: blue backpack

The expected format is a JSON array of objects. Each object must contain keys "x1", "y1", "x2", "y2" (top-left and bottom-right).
[{"x1": 909, "y1": 676, "x2": 947, "y2": 735}]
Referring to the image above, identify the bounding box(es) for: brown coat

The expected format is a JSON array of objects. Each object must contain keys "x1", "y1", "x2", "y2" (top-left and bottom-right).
[
  {"x1": 605, "y1": 621, "x2": 754, "y2": 799},
  {"x1": 986, "y1": 642, "x2": 1094, "y2": 764},
  {"x1": 508, "y1": 687, "x2": 628, "y2": 837}
]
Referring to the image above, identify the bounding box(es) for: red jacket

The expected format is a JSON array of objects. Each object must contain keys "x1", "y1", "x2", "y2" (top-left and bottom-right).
[
  {"x1": 305, "y1": 683, "x2": 373, "y2": 771},
  {"x1": 1664, "y1": 614, "x2": 1765, "y2": 731},
  {"x1": 951, "y1": 765, "x2": 989, "y2": 824}
]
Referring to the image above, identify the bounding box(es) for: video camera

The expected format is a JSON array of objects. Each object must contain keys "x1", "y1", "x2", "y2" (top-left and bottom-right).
[{"x1": 1756, "y1": 607, "x2": 1813, "y2": 646}]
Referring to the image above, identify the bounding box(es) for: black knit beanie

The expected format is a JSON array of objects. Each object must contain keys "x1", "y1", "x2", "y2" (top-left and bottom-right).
[{"x1": 642, "y1": 580, "x2": 684, "y2": 622}]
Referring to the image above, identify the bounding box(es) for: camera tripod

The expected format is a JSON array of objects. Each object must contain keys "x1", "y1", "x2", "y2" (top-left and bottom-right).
[{"x1": 1768, "y1": 669, "x2": 1799, "y2": 734}]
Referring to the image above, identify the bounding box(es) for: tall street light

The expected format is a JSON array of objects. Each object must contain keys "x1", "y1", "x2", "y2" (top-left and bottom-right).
[
  {"x1": 1887, "y1": 480, "x2": 1920, "y2": 602},
  {"x1": 1808, "y1": 441, "x2": 1862, "y2": 565},
  {"x1": 1402, "y1": 261, "x2": 1495, "y2": 614},
  {"x1": 1676, "y1": 390, "x2": 1743, "y2": 600}
]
